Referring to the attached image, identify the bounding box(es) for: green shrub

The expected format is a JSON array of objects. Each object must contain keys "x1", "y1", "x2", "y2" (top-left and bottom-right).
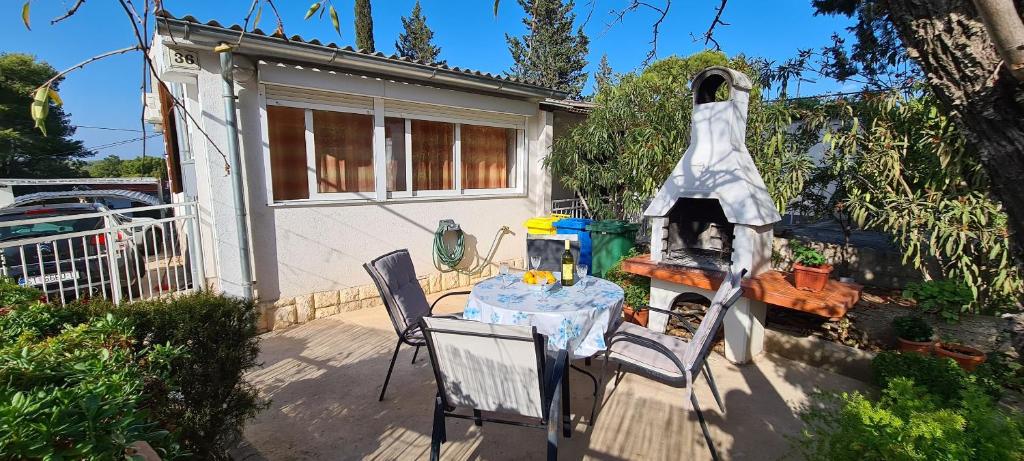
[
  {"x1": 891, "y1": 315, "x2": 933, "y2": 342},
  {"x1": 903, "y1": 280, "x2": 974, "y2": 323},
  {"x1": 0, "y1": 285, "x2": 265, "y2": 460},
  {"x1": 0, "y1": 277, "x2": 42, "y2": 310},
  {"x1": 605, "y1": 249, "x2": 650, "y2": 310},
  {"x1": 797, "y1": 377, "x2": 1024, "y2": 461},
  {"x1": 872, "y1": 351, "x2": 1000, "y2": 403},
  {"x1": 0, "y1": 313, "x2": 186, "y2": 459},
  {"x1": 790, "y1": 240, "x2": 827, "y2": 267}
]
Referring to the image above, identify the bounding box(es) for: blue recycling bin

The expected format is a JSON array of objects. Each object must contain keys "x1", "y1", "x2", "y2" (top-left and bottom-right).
[{"x1": 553, "y1": 217, "x2": 593, "y2": 268}]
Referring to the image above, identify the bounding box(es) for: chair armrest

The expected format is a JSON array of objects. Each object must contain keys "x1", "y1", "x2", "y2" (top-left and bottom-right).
[
  {"x1": 607, "y1": 331, "x2": 688, "y2": 378},
  {"x1": 542, "y1": 349, "x2": 569, "y2": 421},
  {"x1": 429, "y1": 290, "x2": 472, "y2": 313}
]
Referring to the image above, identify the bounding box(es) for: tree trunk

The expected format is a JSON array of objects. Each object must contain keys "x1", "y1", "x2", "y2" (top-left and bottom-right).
[{"x1": 885, "y1": 0, "x2": 1024, "y2": 258}]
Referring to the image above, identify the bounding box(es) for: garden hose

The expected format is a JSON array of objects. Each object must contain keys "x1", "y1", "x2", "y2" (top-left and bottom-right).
[{"x1": 432, "y1": 219, "x2": 512, "y2": 275}]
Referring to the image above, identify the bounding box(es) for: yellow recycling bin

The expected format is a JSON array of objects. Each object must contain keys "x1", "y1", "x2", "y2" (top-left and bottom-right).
[{"x1": 524, "y1": 214, "x2": 569, "y2": 235}]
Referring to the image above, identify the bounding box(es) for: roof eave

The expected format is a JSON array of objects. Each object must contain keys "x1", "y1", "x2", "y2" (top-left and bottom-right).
[{"x1": 157, "y1": 17, "x2": 568, "y2": 101}]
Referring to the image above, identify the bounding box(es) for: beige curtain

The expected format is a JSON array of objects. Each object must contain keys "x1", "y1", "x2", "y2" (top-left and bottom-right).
[
  {"x1": 412, "y1": 120, "x2": 454, "y2": 190},
  {"x1": 313, "y1": 111, "x2": 375, "y2": 193},
  {"x1": 461, "y1": 124, "x2": 513, "y2": 189},
  {"x1": 267, "y1": 106, "x2": 309, "y2": 201}
]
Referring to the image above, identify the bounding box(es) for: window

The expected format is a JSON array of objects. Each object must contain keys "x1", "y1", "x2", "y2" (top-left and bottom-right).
[
  {"x1": 412, "y1": 120, "x2": 455, "y2": 191},
  {"x1": 266, "y1": 106, "x2": 309, "y2": 201},
  {"x1": 461, "y1": 124, "x2": 516, "y2": 190},
  {"x1": 263, "y1": 88, "x2": 527, "y2": 203},
  {"x1": 312, "y1": 111, "x2": 374, "y2": 193}
]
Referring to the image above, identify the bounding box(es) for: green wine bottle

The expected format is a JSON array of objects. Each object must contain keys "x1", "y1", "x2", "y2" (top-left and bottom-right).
[{"x1": 561, "y1": 240, "x2": 575, "y2": 287}]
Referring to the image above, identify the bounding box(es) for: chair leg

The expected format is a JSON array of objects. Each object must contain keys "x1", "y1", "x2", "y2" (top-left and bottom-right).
[
  {"x1": 431, "y1": 396, "x2": 445, "y2": 461},
  {"x1": 473, "y1": 409, "x2": 483, "y2": 427},
  {"x1": 411, "y1": 345, "x2": 421, "y2": 364},
  {"x1": 562, "y1": 365, "x2": 572, "y2": 438},
  {"x1": 590, "y1": 354, "x2": 610, "y2": 425},
  {"x1": 378, "y1": 340, "x2": 402, "y2": 402},
  {"x1": 703, "y1": 362, "x2": 726, "y2": 414},
  {"x1": 547, "y1": 383, "x2": 561, "y2": 461},
  {"x1": 690, "y1": 393, "x2": 720, "y2": 461}
]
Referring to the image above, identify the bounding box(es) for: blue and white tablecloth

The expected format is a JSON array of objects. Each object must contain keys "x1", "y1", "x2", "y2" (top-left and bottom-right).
[{"x1": 465, "y1": 275, "x2": 624, "y2": 359}]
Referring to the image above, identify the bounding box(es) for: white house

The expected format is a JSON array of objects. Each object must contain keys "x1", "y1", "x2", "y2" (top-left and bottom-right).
[{"x1": 148, "y1": 12, "x2": 571, "y2": 330}]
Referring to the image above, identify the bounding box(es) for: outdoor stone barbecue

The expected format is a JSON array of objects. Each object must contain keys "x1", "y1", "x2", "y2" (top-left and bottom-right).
[{"x1": 642, "y1": 66, "x2": 782, "y2": 364}]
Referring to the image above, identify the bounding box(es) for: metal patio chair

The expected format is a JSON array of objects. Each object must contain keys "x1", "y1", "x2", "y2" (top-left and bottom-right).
[
  {"x1": 598, "y1": 268, "x2": 747, "y2": 461},
  {"x1": 364, "y1": 249, "x2": 470, "y2": 402},
  {"x1": 419, "y1": 316, "x2": 569, "y2": 461}
]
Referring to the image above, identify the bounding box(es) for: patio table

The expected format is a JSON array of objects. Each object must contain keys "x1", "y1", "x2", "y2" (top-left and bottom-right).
[{"x1": 464, "y1": 274, "x2": 624, "y2": 359}]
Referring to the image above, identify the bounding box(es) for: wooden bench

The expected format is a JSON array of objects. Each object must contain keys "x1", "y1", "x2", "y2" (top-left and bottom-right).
[{"x1": 621, "y1": 255, "x2": 862, "y2": 319}]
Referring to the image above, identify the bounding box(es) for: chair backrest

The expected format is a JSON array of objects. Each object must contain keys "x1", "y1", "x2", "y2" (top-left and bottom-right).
[
  {"x1": 681, "y1": 268, "x2": 747, "y2": 374},
  {"x1": 364, "y1": 249, "x2": 430, "y2": 338},
  {"x1": 421, "y1": 317, "x2": 547, "y2": 419}
]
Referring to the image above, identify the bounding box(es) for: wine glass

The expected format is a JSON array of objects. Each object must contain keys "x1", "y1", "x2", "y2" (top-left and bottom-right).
[
  {"x1": 498, "y1": 262, "x2": 510, "y2": 287},
  {"x1": 576, "y1": 263, "x2": 589, "y2": 289},
  {"x1": 537, "y1": 276, "x2": 550, "y2": 296},
  {"x1": 529, "y1": 255, "x2": 541, "y2": 271}
]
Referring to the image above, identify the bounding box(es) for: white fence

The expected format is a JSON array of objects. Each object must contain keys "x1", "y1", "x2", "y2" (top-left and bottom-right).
[{"x1": 0, "y1": 202, "x2": 203, "y2": 306}]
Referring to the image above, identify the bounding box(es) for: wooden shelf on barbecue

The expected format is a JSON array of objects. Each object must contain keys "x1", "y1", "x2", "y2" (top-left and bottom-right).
[{"x1": 621, "y1": 254, "x2": 861, "y2": 319}]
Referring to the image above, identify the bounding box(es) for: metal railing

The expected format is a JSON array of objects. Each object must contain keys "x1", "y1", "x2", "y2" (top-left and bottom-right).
[
  {"x1": 0, "y1": 202, "x2": 204, "y2": 306},
  {"x1": 551, "y1": 198, "x2": 591, "y2": 218}
]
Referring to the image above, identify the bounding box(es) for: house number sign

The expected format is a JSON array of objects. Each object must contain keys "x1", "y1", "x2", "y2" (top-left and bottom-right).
[{"x1": 166, "y1": 48, "x2": 200, "y2": 71}]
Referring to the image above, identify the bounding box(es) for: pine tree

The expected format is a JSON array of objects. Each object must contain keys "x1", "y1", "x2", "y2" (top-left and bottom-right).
[
  {"x1": 505, "y1": 0, "x2": 589, "y2": 98},
  {"x1": 395, "y1": 1, "x2": 442, "y2": 64},
  {"x1": 354, "y1": 0, "x2": 375, "y2": 52},
  {"x1": 594, "y1": 54, "x2": 613, "y2": 92}
]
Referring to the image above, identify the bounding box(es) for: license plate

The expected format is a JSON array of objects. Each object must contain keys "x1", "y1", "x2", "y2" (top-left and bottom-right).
[{"x1": 19, "y1": 271, "x2": 79, "y2": 286}]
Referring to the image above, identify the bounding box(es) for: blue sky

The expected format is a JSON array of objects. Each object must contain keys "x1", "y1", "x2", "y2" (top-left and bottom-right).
[{"x1": 2, "y1": 0, "x2": 853, "y2": 160}]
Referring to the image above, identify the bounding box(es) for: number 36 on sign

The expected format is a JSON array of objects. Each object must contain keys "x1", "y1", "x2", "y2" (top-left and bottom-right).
[{"x1": 165, "y1": 48, "x2": 199, "y2": 71}]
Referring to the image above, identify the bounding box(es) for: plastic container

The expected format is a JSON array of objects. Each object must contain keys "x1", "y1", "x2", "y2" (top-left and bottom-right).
[
  {"x1": 587, "y1": 220, "x2": 639, "y2": 277},
  {"x1": 524, "y1": 214, "x2": 568, "y2": 235},
  {"x1": 553, "y1": 217, "x2": 593, "y2": 267}
]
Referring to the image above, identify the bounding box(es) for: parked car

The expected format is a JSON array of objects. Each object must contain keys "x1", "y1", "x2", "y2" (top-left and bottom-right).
[{"x1": 0, "y1": 203, "x2": 148, "y2": 303}]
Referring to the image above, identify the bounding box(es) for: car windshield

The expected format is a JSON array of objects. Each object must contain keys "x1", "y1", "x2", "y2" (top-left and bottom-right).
[{"x1": 0, "y1": 213, "x2": 104, "y2": 242}]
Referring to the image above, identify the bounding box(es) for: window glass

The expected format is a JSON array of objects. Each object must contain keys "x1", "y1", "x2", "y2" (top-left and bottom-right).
[
  {"x1": 266, "y1": 106, "x2": 309, "y2": 200},
  {"x1": 385, "y1": 117, "x2": 407, "y2": 192},
  {"x1": 411, "y1": 119, "x2": 454, "y2": 191},
  {"x1": 461, "y1": 124, "x2": 516, "y2": 189},
  {"x1": 313, "y1": 110, "x2": 375, "y2": 193}
]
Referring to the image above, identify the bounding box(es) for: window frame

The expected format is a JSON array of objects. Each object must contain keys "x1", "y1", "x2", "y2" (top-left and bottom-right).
[{"x1": 259, "y1": 84, "x2": 529, "y2": 206}]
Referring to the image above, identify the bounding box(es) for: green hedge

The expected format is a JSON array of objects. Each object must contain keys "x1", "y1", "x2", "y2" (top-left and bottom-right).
[
  {"x1": 0, "y1": 281, "x2": 266, "y2": 460},
  {"x1": 796, "y1": 352, "x2": 1024, "y2": 460}
]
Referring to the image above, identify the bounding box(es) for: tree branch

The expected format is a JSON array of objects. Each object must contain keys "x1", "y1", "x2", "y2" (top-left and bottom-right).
[
  {"x1": 607, "y1": 0, "x2": 672, "y2": 66},
  {"x1": 39, "y1": 46, "x2": 142, "y2": 89},
  {"x1": 51, "y1": 0, "x2": 87, "y2": 25},
  {"x1": 971, "y1": 0, "x2": 1024, "y2": 80},
  {"x1": 701, "y1": 0, "x2": 729, "y2": 51}
]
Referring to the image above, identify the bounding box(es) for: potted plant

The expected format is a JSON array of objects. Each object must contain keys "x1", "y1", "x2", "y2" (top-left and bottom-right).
[
  {"x1": 891, "y1": 315, "x2": 935, "y2": 355},
  {"x1": 935, "y1": 341, "x2": 987, "y2": 372},
  {"x1": 606, "y1": 250, "x2": 651, "y2": 327},
  {"x1": 789, "y1": 240, "x2": 833, "y2": 291},
  {"x1": 902, "y1": 280, "x2": 973, "y2": 323}
]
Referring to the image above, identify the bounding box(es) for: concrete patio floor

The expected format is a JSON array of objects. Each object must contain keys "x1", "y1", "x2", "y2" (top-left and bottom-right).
[{"x1": 232, "y1": 292, "x2": 869, "y2": 461}]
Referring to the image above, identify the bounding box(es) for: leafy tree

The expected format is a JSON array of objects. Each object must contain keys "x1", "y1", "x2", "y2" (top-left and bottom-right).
[
  {"x1": 546, "y1": 51, "x2": 814, "y2": 219},
  {"x1": 395, "y1": 1, "x2": 442, "y2": 64},
  {"x1": 809, "y1": 0, "x2": 1024, "y2": 266},
  {"x1": 86, "y1": 154, "x2": 167, "y2": 179},
  {"x1": 594, "y1": 54, "x2": 613, "y2": 92},
  {"x1": 506, "y1": 0, "x2": 590, "y2": 97},
  {"x1": 354, "y1": 0, "x2": 375, "y2": 52},
  {"x1": 0, "y1": 53, "x2": 90, "y2": 178}
]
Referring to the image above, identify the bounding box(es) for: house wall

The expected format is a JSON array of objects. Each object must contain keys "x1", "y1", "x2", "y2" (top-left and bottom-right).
[{"x1": 161, "y1": 46, "x2": 553, "y2": 330}]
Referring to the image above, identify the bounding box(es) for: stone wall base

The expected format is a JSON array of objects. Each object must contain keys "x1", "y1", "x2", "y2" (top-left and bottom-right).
[{"x1": 257, "y1": 258, "x2": 525, "y2": 332}]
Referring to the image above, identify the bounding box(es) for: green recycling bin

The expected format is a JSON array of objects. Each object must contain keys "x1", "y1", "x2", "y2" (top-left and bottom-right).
[{"x1": 587, "y1": 220, "x2": 639, "y2": 278}]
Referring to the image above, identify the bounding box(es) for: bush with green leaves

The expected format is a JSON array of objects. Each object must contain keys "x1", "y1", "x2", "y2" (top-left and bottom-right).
[
  {"x1": 0, "y1": 277, "x2": 41, "y2": 310},
  {"x1": 797, "y1": 352, "x2": 1024, "y2": 460},
  {"x1": 605, "y1": 249, "x2": 650, "y2": 311},
  {"x1": 790, "y1": 240, "x2": 828, "y2": 267},
  {"x1": 903, "y1": 280, "x2": 974, "y2": 323},
  {"x1": 891, "y1": 315, "x2": 933, "y2": 342},
  {"x1": 0, "y1": 284, "x2": 265, "y2": 460}
]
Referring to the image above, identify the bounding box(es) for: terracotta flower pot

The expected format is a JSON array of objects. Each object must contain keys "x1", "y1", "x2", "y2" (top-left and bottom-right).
[
  {"x1": 792, "y1": 263, "x2": 833, "y2": 292},
  {"x1": 896, "y1": 337, "x2": 935, "y2": 355},
  {"x1": 623, "y1": 304, "x2": 649, "y2": 327},
  {"x1": 935, "y1": 343, "x2": 987, "y2": 372}
]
